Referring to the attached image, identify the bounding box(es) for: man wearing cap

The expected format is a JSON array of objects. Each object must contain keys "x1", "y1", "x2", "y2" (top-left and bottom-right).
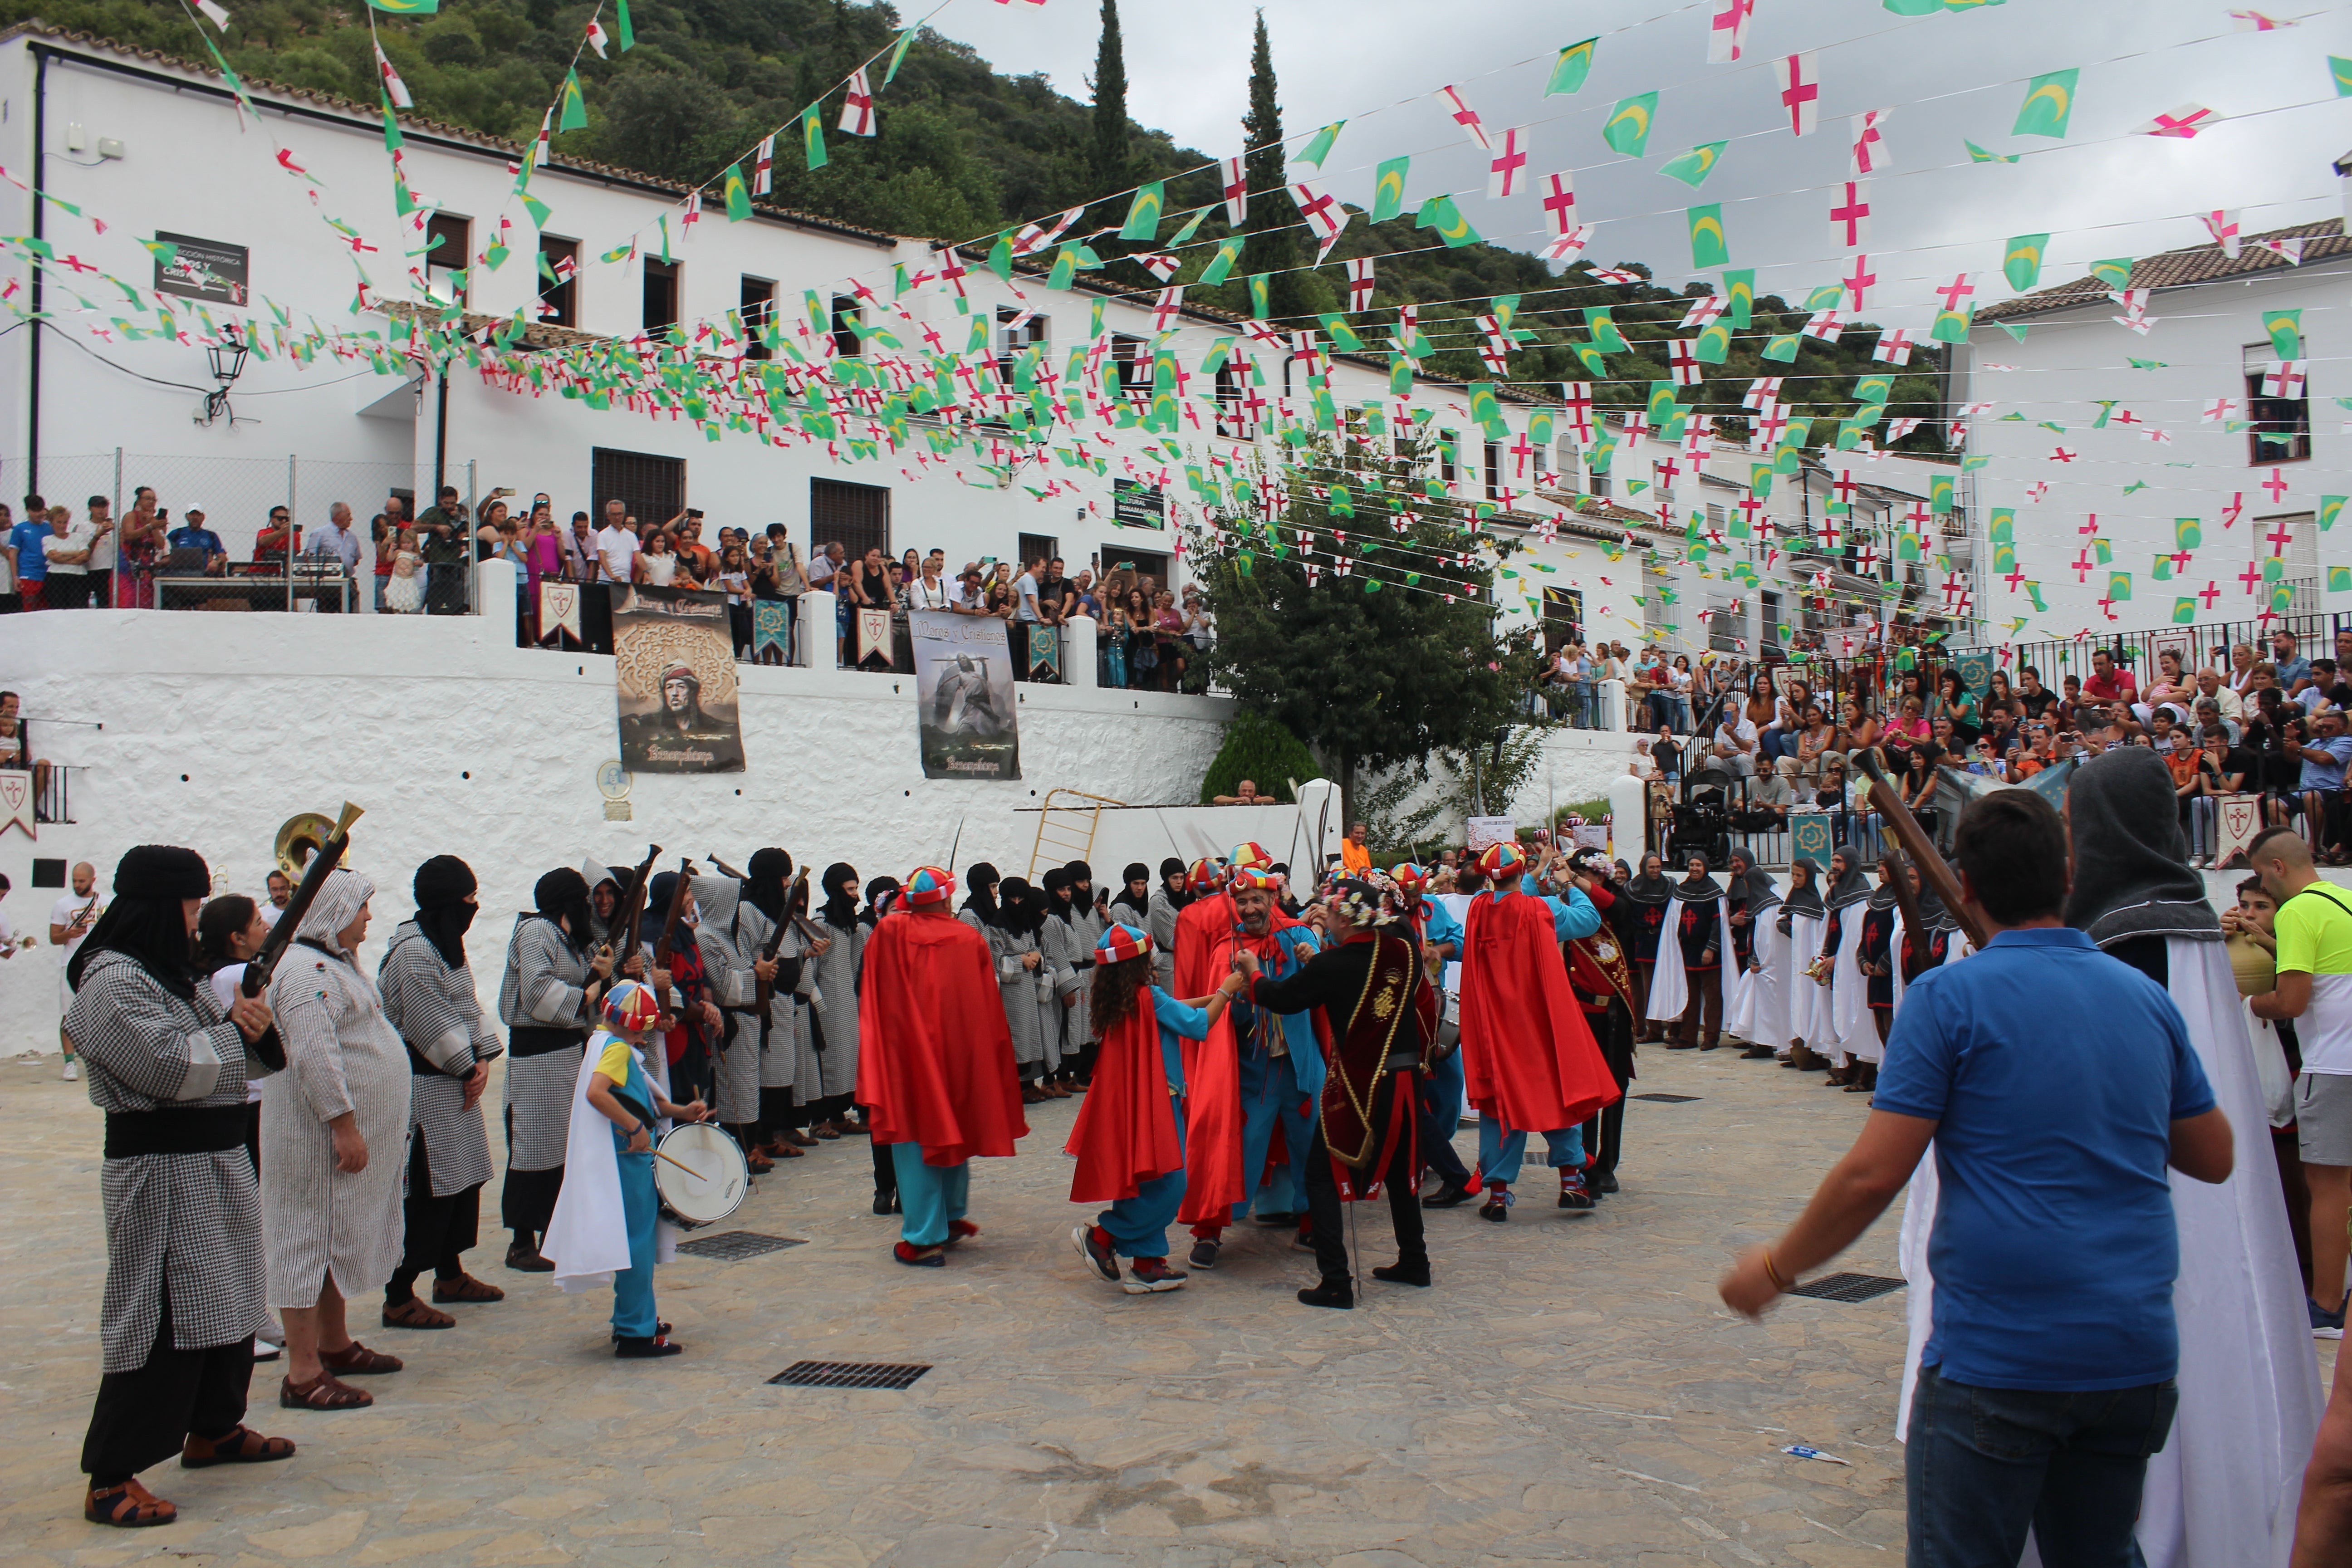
[
  {"x1": 858, "y1": 868, "x2": 1028, "y2": 1267},
  {"x1": 1393, "y1": 864, "x2": 1478, "y2": 1207},
  {"x1": 166, "y1": 506, "x2": 227, "y2": 577},
  {"x1": 1458, "y1": 842, "x2": 1619, "y2": 1219},
  {"x1": 1070, "y1": 924, "x2": 1246, "y2": 1293},
  {"x1": 67, "y1": 846, "x2": 292, "y2": 1529},
  {"x1": 1231, "y1": 875, "x2": 1441, "y2": 1307},
  {"x1": 1185, "y1": 850, "x2": 1327, "y2": 1270}
]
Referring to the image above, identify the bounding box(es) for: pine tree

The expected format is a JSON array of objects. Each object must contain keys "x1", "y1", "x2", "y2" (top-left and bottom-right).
[{"x1": 1238, "y1": 12, "x2": 1317, "y2": 321}]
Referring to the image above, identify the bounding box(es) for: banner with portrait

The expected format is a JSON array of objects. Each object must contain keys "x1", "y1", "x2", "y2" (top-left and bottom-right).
[
  {"x1": 911, "y1": 609, "x2": 1020, "y2": 780},
  {"x1": 612, "y1": 584, "x2": 745, "y2": 773}
]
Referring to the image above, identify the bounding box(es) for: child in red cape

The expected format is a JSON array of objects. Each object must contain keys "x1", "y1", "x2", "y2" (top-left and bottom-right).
[
  {"x1": 856, "y1": 866, "x2": 1028, "y2": 1267},
  {"x1": 1068, "y1": 923, "x2": 1244, "y2": 1293}
]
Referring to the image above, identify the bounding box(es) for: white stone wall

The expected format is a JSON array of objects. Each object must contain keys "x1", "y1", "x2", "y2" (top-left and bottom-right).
[{"x1": 0, "y1": 583, "x2": 1234, "y2": 1054}]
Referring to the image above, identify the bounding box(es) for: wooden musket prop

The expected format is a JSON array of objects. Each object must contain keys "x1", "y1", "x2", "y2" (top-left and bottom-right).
[{"x1": 1851, "y1": 750, "x2": 1988, "y2": 951}]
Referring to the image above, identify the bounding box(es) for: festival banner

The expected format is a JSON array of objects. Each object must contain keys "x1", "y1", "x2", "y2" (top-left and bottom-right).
[
  {"x1": 612, "y1": 584, "x2": 746, "y2": 774},
  {"x1": 2213, "y1": 793, "x2": 2266, "y2": 867},
  {"x1": 537, "y1": 579, "x2": 581, "y2": 646},
  {"x1": 911, "y1": 609, "x2": 1020, "y2": 781},
  {"x1": 752, "y1": 600, "x2": 792, "y2": 663},
  {"x1": 854, "y1": 606, "x2": 894, "y2": 669},
  {"x1": 0, "y1": 769, "x2": 34, "y2": 840}
]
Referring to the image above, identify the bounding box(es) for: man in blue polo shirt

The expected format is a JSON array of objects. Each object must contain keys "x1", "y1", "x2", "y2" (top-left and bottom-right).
[
  {"x1": 1720, "y1": 790, "x2": 2234, "y2": 1567},
  {"x1": 165, "y1": 505, "x2": 227, "y2": 577}
]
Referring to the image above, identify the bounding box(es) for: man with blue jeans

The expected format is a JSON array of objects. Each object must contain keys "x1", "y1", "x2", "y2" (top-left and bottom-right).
[{"x1": 1720, "y1": 791, "x2": 2234, "y2": 1567}]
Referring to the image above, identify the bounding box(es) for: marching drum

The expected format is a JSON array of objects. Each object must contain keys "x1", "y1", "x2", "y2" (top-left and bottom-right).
[{"x1": 652, "y1": 1121, "x2": 749, "y2": 1231}]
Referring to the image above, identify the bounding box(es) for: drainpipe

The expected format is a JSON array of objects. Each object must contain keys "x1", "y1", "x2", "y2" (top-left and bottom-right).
[{"x1": 26, "y1": 44, "x2": 46, "y2": 488}]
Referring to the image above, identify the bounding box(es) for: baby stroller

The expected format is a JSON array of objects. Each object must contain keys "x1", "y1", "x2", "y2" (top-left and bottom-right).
[{"x1": 1667, "y1": 764, "x2": 1734, "y2": 869}]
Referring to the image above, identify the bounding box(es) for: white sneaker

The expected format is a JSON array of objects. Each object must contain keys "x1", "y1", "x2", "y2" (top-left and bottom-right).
[
  {"x1": 61, "y1": 1058, "x2": 78, "y2": 1082},
  {"x1": 252, "y1": 1339, "x2": 281, "y2": 1362}
]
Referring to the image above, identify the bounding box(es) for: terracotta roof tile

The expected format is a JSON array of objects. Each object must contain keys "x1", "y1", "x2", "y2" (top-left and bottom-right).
[{"x1": 1976, "y1": 218, "x2": 2350, "y2": 322}]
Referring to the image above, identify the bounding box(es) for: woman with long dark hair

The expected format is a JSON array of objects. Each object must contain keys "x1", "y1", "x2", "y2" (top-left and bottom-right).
[{"x1": 1068, "y1": 923, "x2": 1242, "y2": 1294}]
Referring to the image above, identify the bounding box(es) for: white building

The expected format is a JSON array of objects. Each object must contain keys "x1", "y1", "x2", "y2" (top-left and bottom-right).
[{"x1": 1958, "y1": 214, "x2": 2352, "y2": 655}]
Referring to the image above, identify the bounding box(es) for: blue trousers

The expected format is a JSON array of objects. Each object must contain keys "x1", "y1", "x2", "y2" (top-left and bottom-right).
[
  {"x1": 892, "y1": 1142, "x2": 970, "y2": 1246},
  {"x1": 1100, "y1": 1116, "x2": 1186, "y2": 1259},
  {"x1": 1416, "y1": 1048, "x2": 1473, "y2": 1187},
  {"x1": 1229, "y1": 1048, "x2": 1316, "y2": 1227},
  {"x1": 612, "y1": 1147, "x2": 660, "y2": 1338},
  {"x1": 1476, "y1": 1117, "x2": 1584, "y2": 1187},
  {"x1": 1906, "y1": 1362, "x2": 2176, "y2": 1568}
]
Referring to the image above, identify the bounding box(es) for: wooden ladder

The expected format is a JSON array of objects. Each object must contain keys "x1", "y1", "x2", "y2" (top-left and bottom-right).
[{"x1": 1027, "y1": 788, "x2": 1125, "y2": 878}]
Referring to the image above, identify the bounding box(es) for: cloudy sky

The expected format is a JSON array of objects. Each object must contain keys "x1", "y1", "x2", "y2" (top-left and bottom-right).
[{"x1": 931, "y1": 0, "x2": 2352, "y2": 322}]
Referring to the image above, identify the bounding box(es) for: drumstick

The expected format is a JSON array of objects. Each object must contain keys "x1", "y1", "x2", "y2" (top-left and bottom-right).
[{"x1": 652, "y1": 1148, "x2": 707, "y2": 1181}]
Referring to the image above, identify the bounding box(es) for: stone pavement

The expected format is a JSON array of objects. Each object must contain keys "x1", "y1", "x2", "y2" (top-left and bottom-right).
[{"x1": 1, "y1": 1044, "x2": 2310, "y2": 1567}]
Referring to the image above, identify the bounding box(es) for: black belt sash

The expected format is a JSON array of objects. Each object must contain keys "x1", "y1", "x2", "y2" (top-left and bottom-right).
[
  {"x1": 510, "y1": 1026, "x2": 587, "y2": 1059},
  {"x1": 105, "y1": 1105, "x2": 249, "y2": 1158}
]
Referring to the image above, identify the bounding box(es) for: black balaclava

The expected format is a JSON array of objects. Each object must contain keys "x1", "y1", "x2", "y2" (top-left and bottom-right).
[
  {"x1": 70, "y1": 845, "x2": 211, "y2": 996},
  {"x1": 962, "y1": 862, "x2": 1001, "y2": 922},
  {"x1": 820, "y1": 862, "x2": 860, "y2": 931},
  {"x1": 745, "y1": 848, "x2": 792, "y2": 925},
  {"x1": 412, "y1": 854, "x2": 478, "y2": 969},
  {"x1": 533, "y1": 867, "x2": 593, "y2": 952}
]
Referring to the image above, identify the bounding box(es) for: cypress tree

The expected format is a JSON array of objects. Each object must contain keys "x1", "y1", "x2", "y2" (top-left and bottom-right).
[
  {"x1": 1237, "y1": 13, "x2": 1321, "y2": 322},
  {"x1": 1090, "y1": 0, "x2": 1130, "y2": 195}
]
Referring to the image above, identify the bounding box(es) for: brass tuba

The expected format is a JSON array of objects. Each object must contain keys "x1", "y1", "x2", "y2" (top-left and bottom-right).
[{"x1": 274, "y1": 811, "x2": 341, "y2": 882}]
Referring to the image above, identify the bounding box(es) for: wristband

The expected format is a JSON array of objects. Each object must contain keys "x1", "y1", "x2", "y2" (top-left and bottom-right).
[{"x1": 1762, "y1": 1250, "x2": 1792, "y2": 1291}]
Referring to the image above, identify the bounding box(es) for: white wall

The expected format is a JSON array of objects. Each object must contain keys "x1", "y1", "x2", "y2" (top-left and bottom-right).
[{"x1": 0, "y1": 573, "x2": 1235, "y2": 1054}]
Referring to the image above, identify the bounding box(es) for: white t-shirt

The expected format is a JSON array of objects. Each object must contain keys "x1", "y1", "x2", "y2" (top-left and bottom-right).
[
  {"x1": 595, "y1": 526, "x2": 640, "y2": 583},
  {"x1": 52, "y1": 891, "x2": 104, "y2": 966},
  {"x1": 44, "y1": 523, "x2": 93, "y2": 575},
  {"x1": 260, "y1": 902, "x2": 285, "y2": 929},
  {"x1": 908, "y1": 577, "x2": 951, "y2": 611},
  {"x1": 1716, "y1": 715, "x2": 1758, "y2": 753},
  {"x1": 806, "y1": 553, "x2": 836, "y2": 586},
  {"x1": 88, "y1": 519, "x2": 115, "y2": 571}
]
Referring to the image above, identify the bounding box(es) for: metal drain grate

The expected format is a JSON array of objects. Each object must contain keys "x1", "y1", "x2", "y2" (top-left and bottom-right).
[
  {"x1": 1786, "y1": 1271, "x2": 1906, "y2": 1303},
  {"x1": 676, "y1": 1231, "x2": 806, "y2": 1262},
  {"x1": 1632, "y1": 1093, "x2": 1700, "y2": 1103},
  {"x1": 768, "y1": 1360, "x2": 932, "y2": 1390}
]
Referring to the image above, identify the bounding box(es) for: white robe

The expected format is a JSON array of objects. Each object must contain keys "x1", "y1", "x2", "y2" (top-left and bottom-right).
[
  {"x1": 1781, "y1": 913, "x2": 1825, "y2": 1051},
  {"x1": 544, "y1": 1034, "x2": 676, "y2": 1296},
  {"x1": 1731, "y1": 912, "x2": 1787, "y2": 1048},
  {"x1": 1895, "y1": 936, "x2": 2321, "y2": 1568},
  {"x1": 1643, "y1": 893, "x2": 1734, "y2": 1023}
]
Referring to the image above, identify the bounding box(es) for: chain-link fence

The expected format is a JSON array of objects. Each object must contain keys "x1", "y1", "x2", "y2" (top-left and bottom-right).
[{"x1": 0, "y1": 451, "x2": 478, "y2": 614}]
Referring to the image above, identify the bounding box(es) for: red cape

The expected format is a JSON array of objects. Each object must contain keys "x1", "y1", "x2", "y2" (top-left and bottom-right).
[
  {"x1": 1172, "y1": 892, "x2": 1244, "y2": 1224},
  {"x1": 856, "y1": 910, "x2": 1028, "y2": 1165},
  {"x1": 1063, "y1": 984, "x2": 1183, "y2": 1202},
  {"x1": 1459, "y1": 891, "x2": 1620, "y2": 1133}
]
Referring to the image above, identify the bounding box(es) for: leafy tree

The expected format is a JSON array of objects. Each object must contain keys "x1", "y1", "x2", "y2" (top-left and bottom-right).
[{"x1": 1184, "y1": 435, "x2": 1545, "y2": 824}]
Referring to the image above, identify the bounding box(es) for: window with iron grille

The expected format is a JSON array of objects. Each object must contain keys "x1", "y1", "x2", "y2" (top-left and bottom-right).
[
  {"x1": 996, "y1": 306, "x2": 1049, "y2": 389},
  {"x1": 832, "y1": 294, "x2": 862, "y2": 360},
  {"x1": 426, "y1": 214, "x2": 470, "y2": 304},
  {"x1": 810, "y1": 477, "x2": 889, "y2": 566},
  {"x1": 1016, "y1": 533, "x2": 1058, "y2": 574},
  {"x1": 538, "y1": 236, "x2": 578, "y2": 328},
  {"x1": 1438, "y1": 429, "x2": 1458, "y2": 486},
  {"x1": 1215, "y1": 361, "x2": 1250, "y2": 439},
  {"x1": 1482, "y1": 441, "x2": 1502, "y2": 501},
  {"x1": 591, "y1": 448, "x2": 684, "y2": 529},
  {"x1": 1542, "y1": 586, "x2": 1584, "y2": 654},
  {"x1": 1112, "y1": 334, "x2": 1152, "y2": 398}
]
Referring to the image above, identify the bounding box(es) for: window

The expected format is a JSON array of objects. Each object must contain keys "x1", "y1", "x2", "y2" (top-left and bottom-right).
[
  {"x1": 1707, "y1": 593, "x2": 1743, "y2": 654},
  {"x1": 537, "y1": 235, "x2": 578, "y2": 328},
  {"x1": 1111, "y1": 334, "x2": 1152, "y2": 399},
  {"x1": 831, "y1": 294, "x2": 862, "y2": 359},
  {"x1": 810, "y1": 477, "x2": 889, "y2": 565},
  {"x1": 1104, "y1": 548, "x2": 1170, "y2": 597},
  {"x1": 1642, "y1": 560, "x2": 1672, "y2": 639},
  {"x1": 643, "y1": 258, "x2": 679, "y2": 335},
  {"x1": 1553, "y1": 437, "x2": 1580, "y2": 490},
  {"x1": 1214, "y1": 360, "x2": 1251, "y2": 438},
  {"x1": 425, "y1": 213, "x2": 470, "y2": 304},
  {"x1": 1482, "y1": 441, "x2": 1502, "y2": 501},
  {"x1": 591, "y1": 447, "x2": 684, "y2": 529},
  {"x1": 1016, "y1": 534, "x2": 1058, "y2": 575},
  {"x1": 996, "y1": 306, "x2": 1049, "y2": 388},
  {"x1": 1438, "y1": 429, "x2": 1458, "y2": 486},
  {"x1": 1541, "y1": 586, "x2": 1584, "y2": 655},
  {"x1": 1761, "y1": 589, "x2": 1783, "y2": 649},
  {"x1": 740, "y1": 275, "x2": 775, "y2": 360},
  {"x1": 2244, "y1": 343, "x2": 2310, "y2": 464},
  {"x1": 2255, "y1": 511, "x2": 2320, "y2": 613}
]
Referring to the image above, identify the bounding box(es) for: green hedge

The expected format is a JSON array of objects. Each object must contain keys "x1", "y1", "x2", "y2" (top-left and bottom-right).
[{"x1": 1199, "y1": 712, "x2": 1322, "y2": 804}]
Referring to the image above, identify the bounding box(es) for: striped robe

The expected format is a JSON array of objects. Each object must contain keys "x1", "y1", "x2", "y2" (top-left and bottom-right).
[
  {"x1": 378, "y1": 921, "x2": 503, "y2": 1197},
  {"x1": 1039, "y1": 908, "x2": 1093, "y2": 1059},
  {"x1": 69, "y1": 949, "x2": 273, "y2": 1372},
  {"x1": 496, "y1": 915, "x2": 597, "y2": 1172},
  {"x1": 261, "y1": 874, "x2": 412, "y2": 1305}
]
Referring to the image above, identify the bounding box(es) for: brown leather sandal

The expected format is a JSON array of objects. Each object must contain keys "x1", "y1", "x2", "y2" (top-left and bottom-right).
[
  {"x1": 86, "y1": 1478, "x2": 176, "y2": 1526},
  {"x1": 279, "y1": 1372, "x2": 372, "y2": 1410},
  {"x1": 745, "y1": 1150, "x2": 775, "y2": 1174},
  {"x1": 181, "y1": 1425, "x2": 297, "y2": 1467},
  {"x1": 382, "y1": 1297, "x2": 455, "y2": 1329},
  {"x1": 431, "y1": 1274, "x2": 505, "y2": 1304},
  {"x1": 320, "y1": 1341, "x2": 404, "y2": 1376},
  {"x1": 774, "y1": 1142, "x2": 804, "y2": 1158}
]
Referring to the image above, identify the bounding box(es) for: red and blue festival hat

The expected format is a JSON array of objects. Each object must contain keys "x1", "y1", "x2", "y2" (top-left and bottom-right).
[
  {"x1": 1475, "y1": 842, "x2": 1526, "y2": 878},
  {"x1": 1227, "y1": 840, "x2": 1274, "y2": 871},
  {"x1": 1186, "y1": 857, "x2": 1228, "y2": 894},
  {"x1": 602, "y1": 980, "x2": 662, "y2": 1034},
  {"x1": 1230, "y1": 864, "x2": 1281, "y2": 891},
  {"x1": 903, "y1": 865, "x2": 957, "y2": 906},
  {"x1": 1094, "y1": 922, "x2": 1152, "y2": 963}
]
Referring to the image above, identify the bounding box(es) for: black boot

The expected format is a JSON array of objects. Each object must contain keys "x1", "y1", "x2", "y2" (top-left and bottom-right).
[
  {"x1": 1421, "y1": 1179, "x2": 1473, "y2": 1209},
  {"x1": 1372, "y1": 1257, "x2": 1431, "y2": 1287},
  {"x1": 1297, "y1": 1275, "x2": 1355, "y2": 1309},
  {"x1": 614, "y1": 1335, "x2": 683, "y2": 1359}
]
